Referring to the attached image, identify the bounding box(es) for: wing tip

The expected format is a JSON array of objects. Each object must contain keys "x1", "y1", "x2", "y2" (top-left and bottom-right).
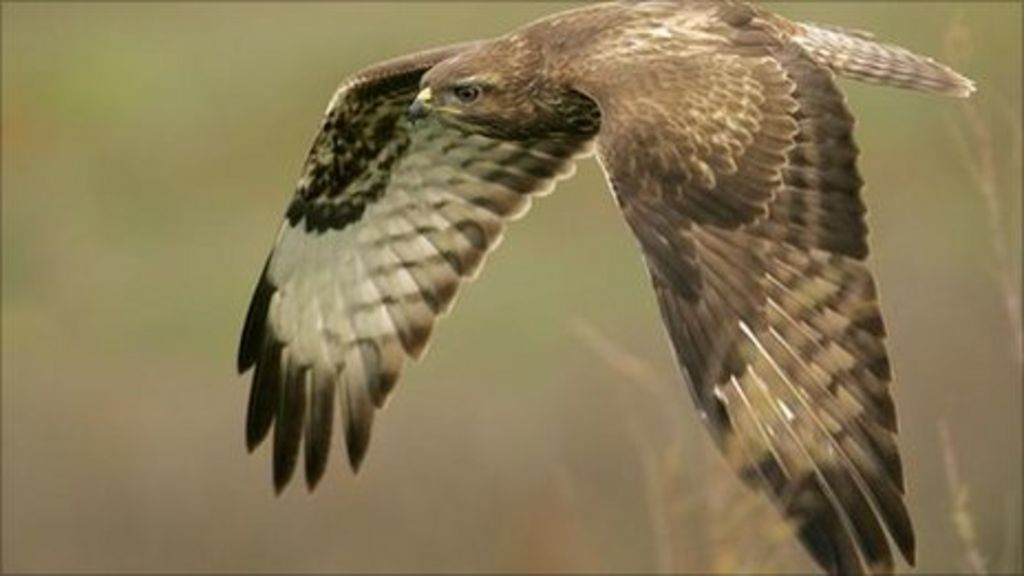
[
  {"x1": 273, "y1": 474, "x2": 289, "y2": 496},
  {"x1": 245, "y1": 374, "x2": 275, "y2": 453},
  {"x1": 244, "y1": 340, "x2": 282, "y2": 453},
  {"x1": 245, "y1": 428, "x2": 265, "y2": 453},
  {"x1": 273, "y1": 450, "x2": 299, "y2": 495},
  {"x1": 904, "y1": 546, "x2": 917, "y2": 568},
  {"x1": 345, "y1": 433, "x2": 369, "y2": 473},
  {"x1": 304, "y1": 461, "x2": 327, "y2": 491},
  {"x1": 238, "y1": 268, "x2": 276, "y2": 374},
  {"x1": 895, "y1": 524, "x2": 917, "y2": 567},
  {"x1": 949, "y1": 75, "x2": 977, "y2": 99}
]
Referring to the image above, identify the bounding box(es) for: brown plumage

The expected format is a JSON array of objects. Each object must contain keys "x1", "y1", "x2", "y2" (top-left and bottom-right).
[{"x1": 237, "y1": 2, "x2": 974, "y2": 574}]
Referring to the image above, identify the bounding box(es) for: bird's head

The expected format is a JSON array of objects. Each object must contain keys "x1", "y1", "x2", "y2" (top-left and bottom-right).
[
  {"x1": 410, "y1": 40, "x2": 597, "y2": 140},
  {"x1": 409, "y1": 70, "x2": 509, "y2": 132}
]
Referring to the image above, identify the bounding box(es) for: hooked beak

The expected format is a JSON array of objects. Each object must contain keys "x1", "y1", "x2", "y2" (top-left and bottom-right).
[{"x1": 408, "y1": 88, "x2": 433, "y2": 121}]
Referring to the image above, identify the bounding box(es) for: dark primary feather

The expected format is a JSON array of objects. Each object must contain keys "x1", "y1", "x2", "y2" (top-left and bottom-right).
[{"x1": 238, "y1": 1, "x2": 974, "y2": 572}]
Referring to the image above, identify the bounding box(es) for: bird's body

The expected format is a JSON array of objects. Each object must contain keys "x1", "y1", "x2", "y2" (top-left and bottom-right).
[{"x1": 237, "y1": 2, "x2": 974, "y2": 574}]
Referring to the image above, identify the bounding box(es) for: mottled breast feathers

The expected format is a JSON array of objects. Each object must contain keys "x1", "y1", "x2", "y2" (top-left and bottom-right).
[{"x1": 237, "y1": 2, "x2": 974, "y2": 575}]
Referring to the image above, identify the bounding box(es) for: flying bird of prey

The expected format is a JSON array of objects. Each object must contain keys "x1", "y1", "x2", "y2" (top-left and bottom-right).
[{"x1": 237, "y1": 1, "x2": 974, "y2": 574}]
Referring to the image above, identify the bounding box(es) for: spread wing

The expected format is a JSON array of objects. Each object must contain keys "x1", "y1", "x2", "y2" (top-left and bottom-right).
[
  {"x1": 238, "y1": 43, "x2": 593, "y2": 491},
  {"x1": 568, "y1": 9, "x2": 915, "y2": 575}
]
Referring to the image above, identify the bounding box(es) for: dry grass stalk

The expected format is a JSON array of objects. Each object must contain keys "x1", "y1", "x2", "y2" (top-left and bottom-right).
[
  {"x1": 570, "y1": 318, "x2": 793, "y2": 574},
  {"x1": 999, "y1": 490, "x2": 1022, "y2": 573},
  {"x1": 570, "y1": 318, "x2": 680, "y2": 573},
  {"x1": 939, "y1": 419, "x2": 989, "y2": 574},
  {"x1": 943, "y1": 16, "x2": 1022, "y2": 573},
  {"x1": 943, "y1": 12, "x2": 1024, "y2": 374}
]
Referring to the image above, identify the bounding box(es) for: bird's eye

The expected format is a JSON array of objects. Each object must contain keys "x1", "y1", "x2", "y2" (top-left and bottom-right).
[{"x1": 453, "y1": 85, "x2": 482, "y2": 104}]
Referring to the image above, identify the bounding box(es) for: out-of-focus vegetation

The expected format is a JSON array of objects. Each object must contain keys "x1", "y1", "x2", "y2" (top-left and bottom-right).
[{"x1": 2, "y1": 2, "x2": 1020, "y2": 573}]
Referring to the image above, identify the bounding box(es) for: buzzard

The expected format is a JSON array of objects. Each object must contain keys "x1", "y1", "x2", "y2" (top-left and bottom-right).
[{"x1": 237, "y1": 1, "x2": 974, "y2": 574}]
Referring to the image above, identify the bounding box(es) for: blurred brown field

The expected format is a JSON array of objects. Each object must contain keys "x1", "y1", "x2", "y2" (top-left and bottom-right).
[{"x1": 1, "y1": 2, "x2": 1020, "y2": 574}]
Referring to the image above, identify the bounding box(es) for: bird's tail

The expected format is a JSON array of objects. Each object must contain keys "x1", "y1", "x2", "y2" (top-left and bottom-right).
[{"x1": 792, "y1": 22, "x2": 976, "y2": 97}]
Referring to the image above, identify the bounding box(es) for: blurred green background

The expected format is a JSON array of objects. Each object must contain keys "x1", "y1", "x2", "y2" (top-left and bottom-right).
[{"x1": 2, "y1": 2, "x2": 1020, "y2": 574}]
